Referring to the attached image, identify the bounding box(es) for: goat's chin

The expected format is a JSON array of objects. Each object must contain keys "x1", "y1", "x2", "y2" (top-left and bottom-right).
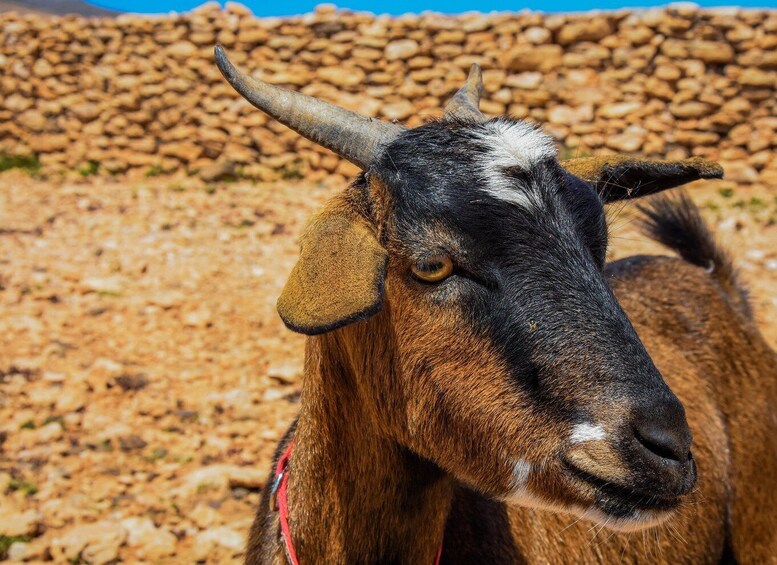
[
  {"x1": 502, "y1": 491, "x2": 677, "y2": 533},
  {"x1": 571, "y1": 506, "x2": 676, "y2": 532}
]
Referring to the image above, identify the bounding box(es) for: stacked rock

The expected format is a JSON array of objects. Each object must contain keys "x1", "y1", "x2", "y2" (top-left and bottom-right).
[{"x1": 0, "y1": 2, "x2": 775, "y2": 183}]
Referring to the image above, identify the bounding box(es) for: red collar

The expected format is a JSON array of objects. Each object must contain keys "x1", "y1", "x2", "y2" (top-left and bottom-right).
[{"x1": 270, "y1": 440, "x2": 444, "y2": 564}]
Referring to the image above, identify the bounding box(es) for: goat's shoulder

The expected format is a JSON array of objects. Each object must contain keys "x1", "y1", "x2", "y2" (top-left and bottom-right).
[
  {"x1": 604, "y1": 252, "x2": 766, "y2": 376},
  {"x1": 606, "y1": 253, "x2": 775, "y2": 391},
  {"x1": 606, "y1": 253, "x2": 745, "y2": 332}
]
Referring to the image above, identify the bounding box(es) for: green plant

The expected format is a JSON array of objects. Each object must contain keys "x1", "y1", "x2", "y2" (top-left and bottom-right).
[
  {"x1": 718, "y1": 188, "x2": 734, "y2": 199},
  {"x1": 559, "y1": 147, "x2": 591, "y2": 160},
  {"x1": 145, "y1": 164, "x2": 163, "y2": 177},
  {"x1": 8, "y1": 479, "x2": 38, "y2": 496},
  {"x1": 280, "y1": 160, "x2": 305, "y2": 180},
  {"x1": 43, "y1": 415, "x2": 65, "y2": 428},
  {"x1": 78, "y1": 160, "x2": 100, "y2": 177},
  {"x1": 147, "y1": 448, "x2": 168, "y2": 461},
  {"x1": 0, "y1": 153, "x2": 40, "y2": 175},
  {"x1": 0, "y1": 535, "x2": 32, "y2": 559},
  {"x1": 749, "y1": 197, "x2": 766, "y2": 211},
  {"x1": 196, "y1": 482, "x2": 216, "y2": 494},
  {"x1": 97, "y1": 290, "x2": 122, "y2": 298}
]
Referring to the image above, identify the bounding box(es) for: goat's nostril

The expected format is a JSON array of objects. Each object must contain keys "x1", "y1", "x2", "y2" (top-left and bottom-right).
[{"x1": 632, "y1": 421, "x2": 691, "y2": 463}]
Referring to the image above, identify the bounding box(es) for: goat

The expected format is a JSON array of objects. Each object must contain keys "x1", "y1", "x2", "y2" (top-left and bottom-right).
[{"x1": 214, "y1": 46, "x2": 777, "y2": 564}]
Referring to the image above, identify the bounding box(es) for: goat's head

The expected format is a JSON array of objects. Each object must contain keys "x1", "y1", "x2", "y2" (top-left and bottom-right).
[{"x1": 216, "y1": 47, "x2": 723, "y2": 531}]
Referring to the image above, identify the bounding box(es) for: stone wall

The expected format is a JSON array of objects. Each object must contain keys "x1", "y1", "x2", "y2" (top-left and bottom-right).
[{"x1": 1, "y1": 3, "x2": 775, "y2": 183}]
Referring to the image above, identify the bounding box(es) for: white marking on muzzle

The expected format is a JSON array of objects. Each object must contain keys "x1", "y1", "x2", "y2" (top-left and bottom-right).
[{"x1": 570, "y1": 423, "x2": 607, "y2": 444}]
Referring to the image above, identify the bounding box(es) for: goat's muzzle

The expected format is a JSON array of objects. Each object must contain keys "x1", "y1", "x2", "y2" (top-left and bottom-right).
[{"x1": 560, "y1": 394, "x2": 697, "y2": 529}]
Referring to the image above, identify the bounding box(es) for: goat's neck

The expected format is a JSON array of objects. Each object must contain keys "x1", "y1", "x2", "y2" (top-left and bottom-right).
[{"x1": 283, "y1": 332, "x2": 453, "y2": 563}]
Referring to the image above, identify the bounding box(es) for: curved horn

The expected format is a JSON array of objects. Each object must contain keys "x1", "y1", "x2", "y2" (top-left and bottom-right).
[
  {"x1": 443, "y1": 64, "x2": 486, "y2": 122},
  {"x1": 214, "y1": 45, "x2": 404, "y2": 170}
]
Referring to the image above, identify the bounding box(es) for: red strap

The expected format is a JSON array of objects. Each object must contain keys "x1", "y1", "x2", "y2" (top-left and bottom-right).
[
  {"x1": 273, "y1": 440, "x2": 443, "y2": 565},
  {"x1": 276, "y1": 439, "x2": 300, "y2": 565}
]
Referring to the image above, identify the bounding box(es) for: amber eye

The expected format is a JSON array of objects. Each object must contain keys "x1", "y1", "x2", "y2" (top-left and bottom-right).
[{"x1": 411, "y1": 254, "x2": 454, "y2": 283}]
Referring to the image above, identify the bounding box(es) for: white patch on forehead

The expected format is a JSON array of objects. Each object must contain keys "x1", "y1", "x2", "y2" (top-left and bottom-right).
[
  {"x1": 478, "y1": 120, "x2": 557, "y2": 170},
  {"x1": 570, "y1": 422, "x2": 607, "y2": 444},
  {"x1": 474, "y1": 120, "x2": 557, "y2": 208}
]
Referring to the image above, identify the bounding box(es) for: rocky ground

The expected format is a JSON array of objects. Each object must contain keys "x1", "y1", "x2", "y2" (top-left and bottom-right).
[{"x1": 0, "y1": 169, "x2": 775, "y2": 562}]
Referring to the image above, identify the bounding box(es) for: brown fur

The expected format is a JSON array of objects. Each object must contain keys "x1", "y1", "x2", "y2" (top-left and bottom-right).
[
  {"x1": 215, "y1": 46, "x2": 772, "y2": 563},
  {"x1": 246, "y1": 184, "x2": 776, "y2": 564},
  {"x1": 277, "y1": 197, "x2": 388, "y2": 335},
  {"x1": 610, "y1": 257, "x2": 777, "y2": 563}
]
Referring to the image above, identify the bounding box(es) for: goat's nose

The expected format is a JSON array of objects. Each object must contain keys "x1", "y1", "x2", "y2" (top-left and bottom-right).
[{"x1": 631, "y1": 400, "x2": 692, "y2": 463}]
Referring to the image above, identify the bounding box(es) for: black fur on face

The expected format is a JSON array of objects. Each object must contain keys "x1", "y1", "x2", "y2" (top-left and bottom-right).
[
  {"x1": 362, "y1": 117, "x2": 693, "y2": 519},
  {"x1": 369, "y1": 118, "x2": 640, "y2": 398}
]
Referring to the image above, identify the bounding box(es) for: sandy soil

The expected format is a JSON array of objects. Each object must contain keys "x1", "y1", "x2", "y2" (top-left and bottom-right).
[{"x1": 0, "y1": 171, "x2": 775, "y2": 562}]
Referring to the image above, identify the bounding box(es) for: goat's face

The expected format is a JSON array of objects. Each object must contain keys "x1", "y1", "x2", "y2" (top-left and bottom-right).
[
  {"x1": 215, "y1": 49, "x2": 723, "y2": 532},
  {"x1": 353, "y1": 119, "x2": 702, "y2": 531}
]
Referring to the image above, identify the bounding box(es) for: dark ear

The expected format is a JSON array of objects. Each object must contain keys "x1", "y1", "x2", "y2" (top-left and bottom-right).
[
  {"x1": 277, "y1": 197, "x2": 388, "y2": 335},
  {"x1": 562, "y1": 156, "x2": 723, "y2": 202}
]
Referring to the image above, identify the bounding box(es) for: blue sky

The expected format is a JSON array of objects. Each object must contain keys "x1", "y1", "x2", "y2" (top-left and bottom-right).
[{"x1": 87, "y1": 0, "x2": 776, "y2": 17}]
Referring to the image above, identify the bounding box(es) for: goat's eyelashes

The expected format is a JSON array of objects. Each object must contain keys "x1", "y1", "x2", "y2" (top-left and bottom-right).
[{"x1": 411, "y1": 254, "x2": 454, "y2": 283}]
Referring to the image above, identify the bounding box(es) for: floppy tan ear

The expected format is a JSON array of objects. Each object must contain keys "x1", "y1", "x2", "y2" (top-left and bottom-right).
[
  {"x1": 562, "y1": 156, "x2": 723, "y2": 202},
  {"x1": 277, "y1": 198, "x2": 388, "y2": 336}
]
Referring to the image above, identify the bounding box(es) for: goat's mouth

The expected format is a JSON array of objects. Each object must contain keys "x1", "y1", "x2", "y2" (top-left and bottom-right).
[{"x1": 561, "y1": 460, "x2": 683, "y2": 527}]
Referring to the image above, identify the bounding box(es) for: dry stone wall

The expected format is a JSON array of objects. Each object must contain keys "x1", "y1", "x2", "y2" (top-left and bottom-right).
[{"x1": 1, "y1": 2, "x2": 775, "y2": 183}]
